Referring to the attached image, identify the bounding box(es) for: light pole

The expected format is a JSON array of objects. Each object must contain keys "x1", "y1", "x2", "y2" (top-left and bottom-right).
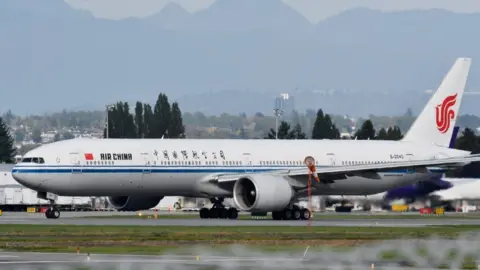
[
  {"x1": 105, "y1": 104, "x2": 114, "y2": 139},
  {"x1": 273, "y1": 108, "x2": 284, "y2": 140}
]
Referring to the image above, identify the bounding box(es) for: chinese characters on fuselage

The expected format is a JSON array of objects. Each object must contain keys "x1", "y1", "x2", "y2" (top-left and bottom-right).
[
  {"x1": 155, "y1": 150, "x2": 226, "y2": 160},
  {"x1": 100, "y1": 153, "x2": 133, "y2": 160}
]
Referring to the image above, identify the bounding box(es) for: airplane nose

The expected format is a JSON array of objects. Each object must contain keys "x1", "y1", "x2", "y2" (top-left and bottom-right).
[
  {"x1": 445, "y1": 181, "x2": 453, "y2": 189},
  {"x1": 11, "y1": 167, "x2": 39, "y2": 189},
  {"x1": 437, "y1": 180, "x2": 453, "y2": 189}
]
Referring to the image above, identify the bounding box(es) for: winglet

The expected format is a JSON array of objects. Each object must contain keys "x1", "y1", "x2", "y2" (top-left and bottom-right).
[{"x1": 402, "y1": 58, "x2": 472, "y2": 147}]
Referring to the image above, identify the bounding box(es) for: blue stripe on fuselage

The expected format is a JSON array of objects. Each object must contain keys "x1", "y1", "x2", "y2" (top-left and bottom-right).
[{"x1": 11, "y1": 166, "x2": 445, "y2": 174}]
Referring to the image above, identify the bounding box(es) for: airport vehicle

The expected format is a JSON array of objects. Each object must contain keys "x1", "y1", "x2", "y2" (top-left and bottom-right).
[{"x1": 11, "y1": 57, "x2": 480, "y2": 220}]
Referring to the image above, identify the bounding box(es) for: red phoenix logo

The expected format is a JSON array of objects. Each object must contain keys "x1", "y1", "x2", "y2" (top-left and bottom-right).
[{"x1": 435, "y1": 93, "x2": 457, "y2": 133}]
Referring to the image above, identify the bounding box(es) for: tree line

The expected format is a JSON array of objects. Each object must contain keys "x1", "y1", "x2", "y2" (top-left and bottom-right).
[
  {"x1": 267, "y1": 109, "x2": 402, "y2": 141},
  {"x1": 104, "y1": 93, "x2": 185, "y2": 139},
  {"x1": 0, "y1": 103, "x2": 479, "y2": 177}
]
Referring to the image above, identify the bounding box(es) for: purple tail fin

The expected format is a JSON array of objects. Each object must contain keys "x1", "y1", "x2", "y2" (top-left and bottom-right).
[{"x1": 448, "y1": 126, "x2": 460, "y2": 148}]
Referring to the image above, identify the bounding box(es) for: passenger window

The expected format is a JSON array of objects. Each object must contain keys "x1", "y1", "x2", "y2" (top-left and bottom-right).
[
  {"x1": 22, "y1": 158, "x2": 32, "y2": 163},
  {"x1": 38, "y1": 158, "x2": 45, "y2": 164}
]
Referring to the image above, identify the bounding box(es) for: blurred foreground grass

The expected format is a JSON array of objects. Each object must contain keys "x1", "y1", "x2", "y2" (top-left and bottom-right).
[
  {"x1": 2, "y1": 225, "x2": 480, "y2": 269},
  {"x1": 0, "y1": 224, "x2": 479, "y2": 254}
]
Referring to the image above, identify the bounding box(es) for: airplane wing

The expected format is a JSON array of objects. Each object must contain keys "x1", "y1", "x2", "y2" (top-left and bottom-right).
[
  {"x1": 286, "y1": 154, "x2": 480, "y2": 177},
  {"x1": 211, "y1": 154, "x2": 480, "y2": 184}
]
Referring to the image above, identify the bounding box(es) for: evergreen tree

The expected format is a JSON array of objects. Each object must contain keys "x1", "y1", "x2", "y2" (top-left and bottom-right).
[
  {"x1": 288, "y1": 124, "x2": 306, "y2": 139},
  {"x1": 169, "y1": 102, "x2": 185, "y2": 138},
  {"x1": 354, "y1": 120, "x2": 375, "y2": 140},
  {"x1": 134, "y1": 101, "x2": 144, "y2": 138},
  {"x1": 53, "y1": 133, "x2": 61, "y2": 142},
  {"x1": 311, "y1": 109, "x2": 340, "y2": 139},
  {"x1": 143, "y1": 104, "x2": 154, "y2": 138},
  {"x1": 0, "y1": 117, "x2": 15, "y2": 163},
  {"x1": 376, "y1": 126, "x2": 403, "y2": 140},
  {"x1": 105, "y1": 102, "x2": 136, "y2": 138},
  {"x1": 62, "y1": 132, "x2": 75, "y2": 140},
  {"x1": 456, "y1": 128, "x2": 478, "y2": 151},
  {"x1": 376, "y1": 128, "x2": 388, "y2": 140},
  {"x1": 452, "y1": 128, "x2": 480, "y2": 178},
  {"x1": 266, "y1": 121, "x2": 291, "y2": 139},
  {"x1": 152, "y1": 93, "x2": 171, "y2": 138},
  {"x1": 31, "y1": 128, "x2": 42, "y2": 144},
  {"x1": 386, "y1": 126, "x2": 403, "y2": 140}
]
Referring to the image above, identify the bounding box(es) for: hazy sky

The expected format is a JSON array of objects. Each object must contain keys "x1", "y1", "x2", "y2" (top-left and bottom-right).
[{"x1": 66, "y1": 0, "x2": 480, "y2": 23}]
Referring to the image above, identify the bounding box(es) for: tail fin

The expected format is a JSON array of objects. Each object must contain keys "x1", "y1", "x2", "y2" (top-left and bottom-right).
[
  {"x1": 448, "y1": 126, "x2": 460, "y2": 148},
  {"x1": 402, "y1": 58, "x2": 472, "y2": 147}
]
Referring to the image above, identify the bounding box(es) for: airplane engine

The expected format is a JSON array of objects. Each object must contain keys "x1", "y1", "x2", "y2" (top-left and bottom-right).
[
  {"x1": 107, "y1": 196, "x2": 163, "y2": 211},
  {"x1": 233, "y1": 175, "x2": 294, "y2": 212}
]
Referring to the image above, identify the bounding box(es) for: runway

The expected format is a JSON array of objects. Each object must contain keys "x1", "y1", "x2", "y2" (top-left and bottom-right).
[{"x1": 1, "y1": 212, "x2": 480, "y2": 226}]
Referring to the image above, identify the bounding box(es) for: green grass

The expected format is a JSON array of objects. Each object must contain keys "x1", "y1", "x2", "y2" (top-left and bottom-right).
[{"x1": 0, "y1": 224, "x2": 479, "y2": 253}]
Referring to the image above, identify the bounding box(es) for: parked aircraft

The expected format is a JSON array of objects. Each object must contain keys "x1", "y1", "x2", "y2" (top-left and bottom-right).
[
  {"x1": 11, "y1": 57, "x2": 480, "y2": 221},
  {"x1": 326, "y1": 127, "x2": 461, "y2": 210}
]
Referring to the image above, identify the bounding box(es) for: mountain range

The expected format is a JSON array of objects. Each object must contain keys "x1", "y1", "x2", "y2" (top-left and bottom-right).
[{"x1": 1, "y1": 0, "x2": 480, "y2": 117}]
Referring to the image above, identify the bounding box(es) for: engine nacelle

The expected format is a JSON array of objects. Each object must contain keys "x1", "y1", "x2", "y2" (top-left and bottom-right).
[
  {"x1": 233, "y1": 174, "x2": 294, "y2": 212},
  {"x1": 107, "y1": 196, "x2": 163, "y2": 211}
]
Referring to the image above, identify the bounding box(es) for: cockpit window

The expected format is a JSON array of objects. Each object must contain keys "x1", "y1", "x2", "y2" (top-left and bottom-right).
[{"x1": 21, "y1": 157, "x2": 45, "y2": 164}]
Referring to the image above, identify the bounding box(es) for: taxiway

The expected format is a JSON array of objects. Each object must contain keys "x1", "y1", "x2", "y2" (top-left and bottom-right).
[{"x1": 1, "y1": 212, "x2": 480, "y2": 227}]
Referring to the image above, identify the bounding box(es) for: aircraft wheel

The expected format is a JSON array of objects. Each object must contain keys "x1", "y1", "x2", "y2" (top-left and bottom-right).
[
  {"x1": 292, "y1": 209, "x2": 302, "y2": 220},
  {"x1": 209, "y1": 208, "x2": 219, "y2": 219},
  {"x1": 227, "y1": 208, "x2": 238, "y2": 219},
  {"x1": 272, "y1": 211, "x2": 282, "y2": 220},
  {"x1": 219, "y1": 208, "x2": 228, "y2": 219},
  {"x1": 51, "y1": 208, "x2": 60, "y2": 219},
  {"x1": 45, "y1": 209, "x2": 51, "y2": 219},
  {"x1": 46, "y1": 208, "x2": 60, "y2": 219},
  {"x1": 283, "y1": 209, "x2": 292, "y2": 220},
  {"x1": 199, "y1": 208, "x2": 210, "y2": 219},
  {"x1": 301, "y1": 208, "x2": 311, "y2": 220}
]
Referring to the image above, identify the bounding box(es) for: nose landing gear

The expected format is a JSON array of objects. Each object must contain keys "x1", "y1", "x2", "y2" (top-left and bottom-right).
[
  {"x1": 45, "y1": 199, "x2": 60, "y2": 219},
  {"x1": 45, "y1": 206, "x2": 60, "y2": 219}
]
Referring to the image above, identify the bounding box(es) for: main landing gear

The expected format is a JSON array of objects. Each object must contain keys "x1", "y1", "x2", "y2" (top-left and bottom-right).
[
  {"x1": 45, "y1": 200, "x2": 60, "y2": 219},
  {"x1": 199, "y1": 198, "x2": 239, "y2": 219},
  {"x1": 271, "y1": 204, "x2": 311, "y2": 220}
]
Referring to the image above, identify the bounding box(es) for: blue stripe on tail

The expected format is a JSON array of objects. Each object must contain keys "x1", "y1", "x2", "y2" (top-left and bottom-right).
[{"x1": 448, "y1": 126, "x2": 460, "y2": 149}]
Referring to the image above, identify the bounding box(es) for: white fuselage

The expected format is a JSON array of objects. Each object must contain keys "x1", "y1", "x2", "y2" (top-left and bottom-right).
[
  {"x1": 433, "y1": 178, "x2": 480, "y2": 201},
  {"x1": 11, "y1": 138, "x2": 469, "y2": 198}
]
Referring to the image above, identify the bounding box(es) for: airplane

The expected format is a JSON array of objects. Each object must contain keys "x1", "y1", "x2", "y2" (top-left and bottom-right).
[
  {"x1": 431, "y1": 177, "x2": 480, "y2": 203},
  {"x1": 324, "y1": 174, "x2": 454, "y2": 211},
  {"x1": 11, "y1": 57, "x2": 480, "y2": 221},
  {"x1": 326, "y1": 127, "x2": 461, "y2": 211}
]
